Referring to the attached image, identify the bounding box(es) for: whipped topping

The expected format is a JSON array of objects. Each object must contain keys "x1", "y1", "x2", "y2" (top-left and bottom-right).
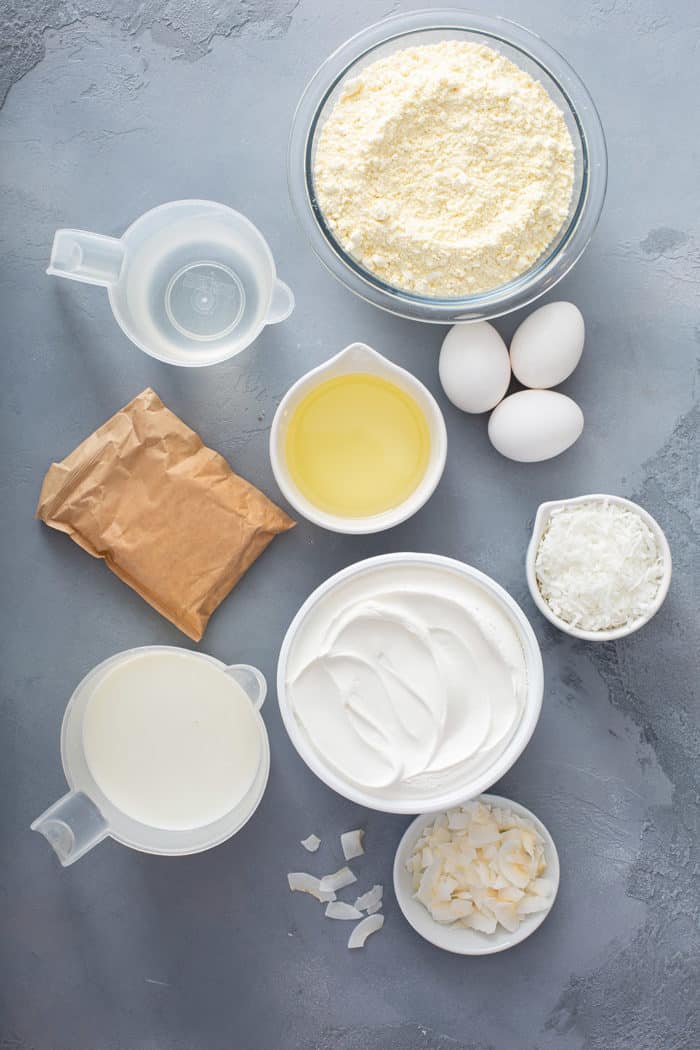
[{"x1": 285, "y1": 563, "x2": 527, "y2": 802}]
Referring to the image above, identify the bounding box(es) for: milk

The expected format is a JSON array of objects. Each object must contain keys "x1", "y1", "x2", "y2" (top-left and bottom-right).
[{"x1": 82, "y1": 649, "x2": 262, "y2": 831}]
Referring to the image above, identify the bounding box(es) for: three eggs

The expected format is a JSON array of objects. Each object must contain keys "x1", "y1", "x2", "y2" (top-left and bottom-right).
[{"x1": 438, "y1": 302, "x2": 585, "y2": 462}]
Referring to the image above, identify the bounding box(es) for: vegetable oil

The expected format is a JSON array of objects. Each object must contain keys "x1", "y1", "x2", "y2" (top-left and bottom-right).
[{"x1": 284, "y1": 372, "x2": 431, "y2": 517}]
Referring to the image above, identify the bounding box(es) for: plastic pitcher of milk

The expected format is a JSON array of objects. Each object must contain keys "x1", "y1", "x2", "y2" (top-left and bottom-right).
[
  {"x1": 31, "y1": 647, "x2": 270, "y2": 865},
  {"x1": 47, "y1": 199, "x2": 294, "y2": 366}
]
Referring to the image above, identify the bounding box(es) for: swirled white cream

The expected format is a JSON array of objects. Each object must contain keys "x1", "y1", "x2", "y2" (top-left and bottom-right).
[{"x1": 285, "y1": 563, "x2": 527, "y2": 802}]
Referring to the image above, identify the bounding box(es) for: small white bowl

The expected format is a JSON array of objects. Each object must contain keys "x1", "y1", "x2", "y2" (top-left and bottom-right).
[
  {"x1": 269, "y1": 342, "x2": 447, "y2": 534},
  {"x1": 277, "y1": 553, "x2": 543, "y2": 814},
  {"x1": 393, "y1": 794, "x2": 560, "y2": 955},
  {"x1": 526, "y1": 494, "x2": 672, "y2": 642}
]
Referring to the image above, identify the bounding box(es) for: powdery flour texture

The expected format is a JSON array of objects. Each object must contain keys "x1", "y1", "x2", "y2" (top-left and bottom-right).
[{"x1": 314, "y1": 41, "x2": 576, "y2": 297}]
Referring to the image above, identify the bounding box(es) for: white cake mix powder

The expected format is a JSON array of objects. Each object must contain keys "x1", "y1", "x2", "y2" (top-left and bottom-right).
[{"x1": 314, "y1": 41, "x2": 576, "y2": 298}]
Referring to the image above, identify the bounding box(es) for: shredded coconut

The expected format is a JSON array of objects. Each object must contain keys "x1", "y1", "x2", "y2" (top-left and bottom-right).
[
  {"x1": 314, "y1": 40, "x2": 575, "y2": 298},
  {"x1": 535, "y1": 500, "x2": 664, "y2": 631}
]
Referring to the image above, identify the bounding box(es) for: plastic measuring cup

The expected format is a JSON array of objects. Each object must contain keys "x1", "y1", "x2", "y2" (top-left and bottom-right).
[
  {"x1": 31, "y1": 647, "x2": 270, "y2": 865},
  {"x1": 47, "y1": 200, "x2": 294, "y2": 366}
]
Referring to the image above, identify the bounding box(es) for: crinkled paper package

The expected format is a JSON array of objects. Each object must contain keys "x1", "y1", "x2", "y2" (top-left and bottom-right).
[{"x1": 37, "y1": 388, "x2": 295, "y2": 641}]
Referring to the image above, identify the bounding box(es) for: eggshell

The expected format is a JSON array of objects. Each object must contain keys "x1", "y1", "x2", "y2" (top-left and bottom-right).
[
  {"x1": 510, "y1": 302, "x2": 585, "y2": 389},
  {"x1": 488, "y1": 390, "x2": 584, "y2": 462},
  {"x1": 439, "y1": 322, "x2": 511, "y2": 414}
]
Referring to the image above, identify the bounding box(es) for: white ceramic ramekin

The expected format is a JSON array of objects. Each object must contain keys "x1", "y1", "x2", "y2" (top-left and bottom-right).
[
  {"x1": 269, "y1": 343, "x2": 447, "y2": 534},
  {"x1": 277, "y1": 553, "x2": 544, "y2": 814},
  {"x1": 526, "y1": 494, "x2": 672, "y2": 642}
]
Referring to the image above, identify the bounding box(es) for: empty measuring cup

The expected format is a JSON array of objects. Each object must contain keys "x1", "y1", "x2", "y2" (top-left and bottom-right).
[
  {"x1": 32, "y1": 647, "x2": 270, "y2": 865},
  {"x1": 47, "y1": 200, "x2": 294, "y2": 366}
]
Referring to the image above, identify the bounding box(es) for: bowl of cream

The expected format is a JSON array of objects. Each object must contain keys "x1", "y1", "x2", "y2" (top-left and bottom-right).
[{"x1": 277, "y1": 554, "x2": 543, "y2": 813}]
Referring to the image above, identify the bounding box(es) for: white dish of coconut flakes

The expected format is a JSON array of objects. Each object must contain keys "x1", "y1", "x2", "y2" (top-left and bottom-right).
[
  {"x1": 393, "y1": 795, "x2": 559, "y2": 955},
  {"x1": 526, "y1": 494, "x2": 672, "y2": 641}
]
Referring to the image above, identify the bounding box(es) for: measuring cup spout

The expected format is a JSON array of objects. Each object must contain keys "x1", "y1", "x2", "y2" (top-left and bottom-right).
[
  {"x1": 31, "y1": 791, "x2": 108, "y2": 866},
  {"x1": 47, "y1": 229, "x2": 125, "y2": 288},
  {"x1": 266, "y1": 279, "x2": 295, "y2": 325},
  {"x1": 224, "y1": 664, "x2": 267, "y2": 710}
]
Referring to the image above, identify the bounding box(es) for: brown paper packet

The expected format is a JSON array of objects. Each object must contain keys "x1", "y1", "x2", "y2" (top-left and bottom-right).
[{"x1": 37, "y1": 388, "x2": 295, "y2": 641}]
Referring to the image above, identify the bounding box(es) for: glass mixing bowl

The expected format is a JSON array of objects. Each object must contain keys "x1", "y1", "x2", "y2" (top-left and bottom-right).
[{"x1": 288, "y1": 9, "x2": 607, "y2": 324}]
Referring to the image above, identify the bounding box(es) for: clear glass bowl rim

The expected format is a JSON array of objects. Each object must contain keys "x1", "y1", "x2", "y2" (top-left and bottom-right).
[{"x1": 288, "y1": 8, "x2": 608, "y2": 324}]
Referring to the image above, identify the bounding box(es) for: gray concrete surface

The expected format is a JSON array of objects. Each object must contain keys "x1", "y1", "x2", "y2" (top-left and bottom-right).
[{"x1": 1, "y1": 2, "x2": 698, "y2": 1048}]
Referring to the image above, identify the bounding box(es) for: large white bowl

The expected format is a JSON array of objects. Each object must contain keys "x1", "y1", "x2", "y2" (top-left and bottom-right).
[
  {"x1": 277, "y1": 554, "x2": 544, "y2": 813},
  {"x1": 526, "y1": 494, "x2": 672, "y2": 641},
  {"x1": 393, "y1": 794, "x2": 560, "y2": 954}
]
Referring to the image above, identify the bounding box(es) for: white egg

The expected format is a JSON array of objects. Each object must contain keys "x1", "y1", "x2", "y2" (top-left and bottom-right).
[
  {"x1": 439, "y1": 322, "x2": 511, "y2": 414},
  {"x1": 510, "y1": 302, "x2": 585, "y2": 389},
  {"x1": 488, "y1": 390, "x2": 584, "y2": 462}
]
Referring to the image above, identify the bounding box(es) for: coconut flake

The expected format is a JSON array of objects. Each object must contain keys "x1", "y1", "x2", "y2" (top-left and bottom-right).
[
  {"x1": 465, "y1": 909, "x2": 497, "y2": 935},
  {"x1": 446, "y1": 808, "x2": 471, "y2": 830},
  {"x1": 517, "y1": 894, "x2": 551, "y2": 915},
  {"x1": 340, "y1": 829, "x2": 365, "y2": 861},
  {"x1": 354, "y1": 884, "x2": 383, "y2": 912},
  {"x1": 348, "y1": 913, "x2": 384, "y2": 949},
  {"x1": 467, "y1": 822, "x2": 501, "y2": 847},
  {"x1": 319, "y1": 866, "x2": 357, "y2": 893},
  {"x1": 325, "y1": 901, "x2": 364, "y2": 921},
  {"x1": 406, "y1": 802, "x2": 554, "y2": 935},
  {"x1": 287, "y1": 872, "x2": 336, "y2": 902},
  {"x1": 300, "y1": 834, "x2": 321, "y2": 853}
]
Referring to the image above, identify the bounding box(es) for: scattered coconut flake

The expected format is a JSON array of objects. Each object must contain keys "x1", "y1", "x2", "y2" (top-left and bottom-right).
[
  {"x1": 407, "y1": 802, "x2": 554, "y2": 935},
  {"x1": 365, "y1": 901, "x2": 383, "y2": 915},
  {"x1": 300, "y1": 834, "x2": 321, "y2": 853},
  {"x1": 348, "y1": 913, "x2": 384, "y2": 949},
  {"x1": 325, "y1": 901, "x2": 364, "y2": 921},
  {"x1": 287, "y1": 872, "x2": 336, "y2": 902},
  {"x1": 319, "y1": 866, "x2": 357, "y2": 893},
  {"x1": 340, "y1": 829, "x2": 365, "y2": 861},
  {"x1": 354, "y1": 884, "x2": 383, "y2": 912}
]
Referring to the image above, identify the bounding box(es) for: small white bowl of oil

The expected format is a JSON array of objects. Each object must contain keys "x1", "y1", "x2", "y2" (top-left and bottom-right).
[{"x1": 269, "y1": 342, "x2": 447, "y2": 534}]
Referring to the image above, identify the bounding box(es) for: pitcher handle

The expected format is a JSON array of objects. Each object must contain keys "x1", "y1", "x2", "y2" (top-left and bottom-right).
[
  {"x1": 224, "y1": 664, "x2": 267, "y2": 710},
  {"x1": 31, "y1": 791, "x2": 108, "y2": 866},
  {"x1": 47, "y1": 229, "x2": 125, "y2": 288},
  {"x1": 266, "y1": 278, "x2": 295, "y2": 325}
]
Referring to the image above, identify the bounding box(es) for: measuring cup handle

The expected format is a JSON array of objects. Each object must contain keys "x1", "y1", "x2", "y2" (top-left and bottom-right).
[
  {"x1": 31, "y1": 791, "x2": 108, "y2": 866},
  {"x1": 224, "y1": 664, "x2": 267, "y2": 710},
  {"x1": 47, "y1": 229, "x2": 125, "y2": 288},
  {"x1": 266, "y1": 278, "x2": 295, "y2": 325}
]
